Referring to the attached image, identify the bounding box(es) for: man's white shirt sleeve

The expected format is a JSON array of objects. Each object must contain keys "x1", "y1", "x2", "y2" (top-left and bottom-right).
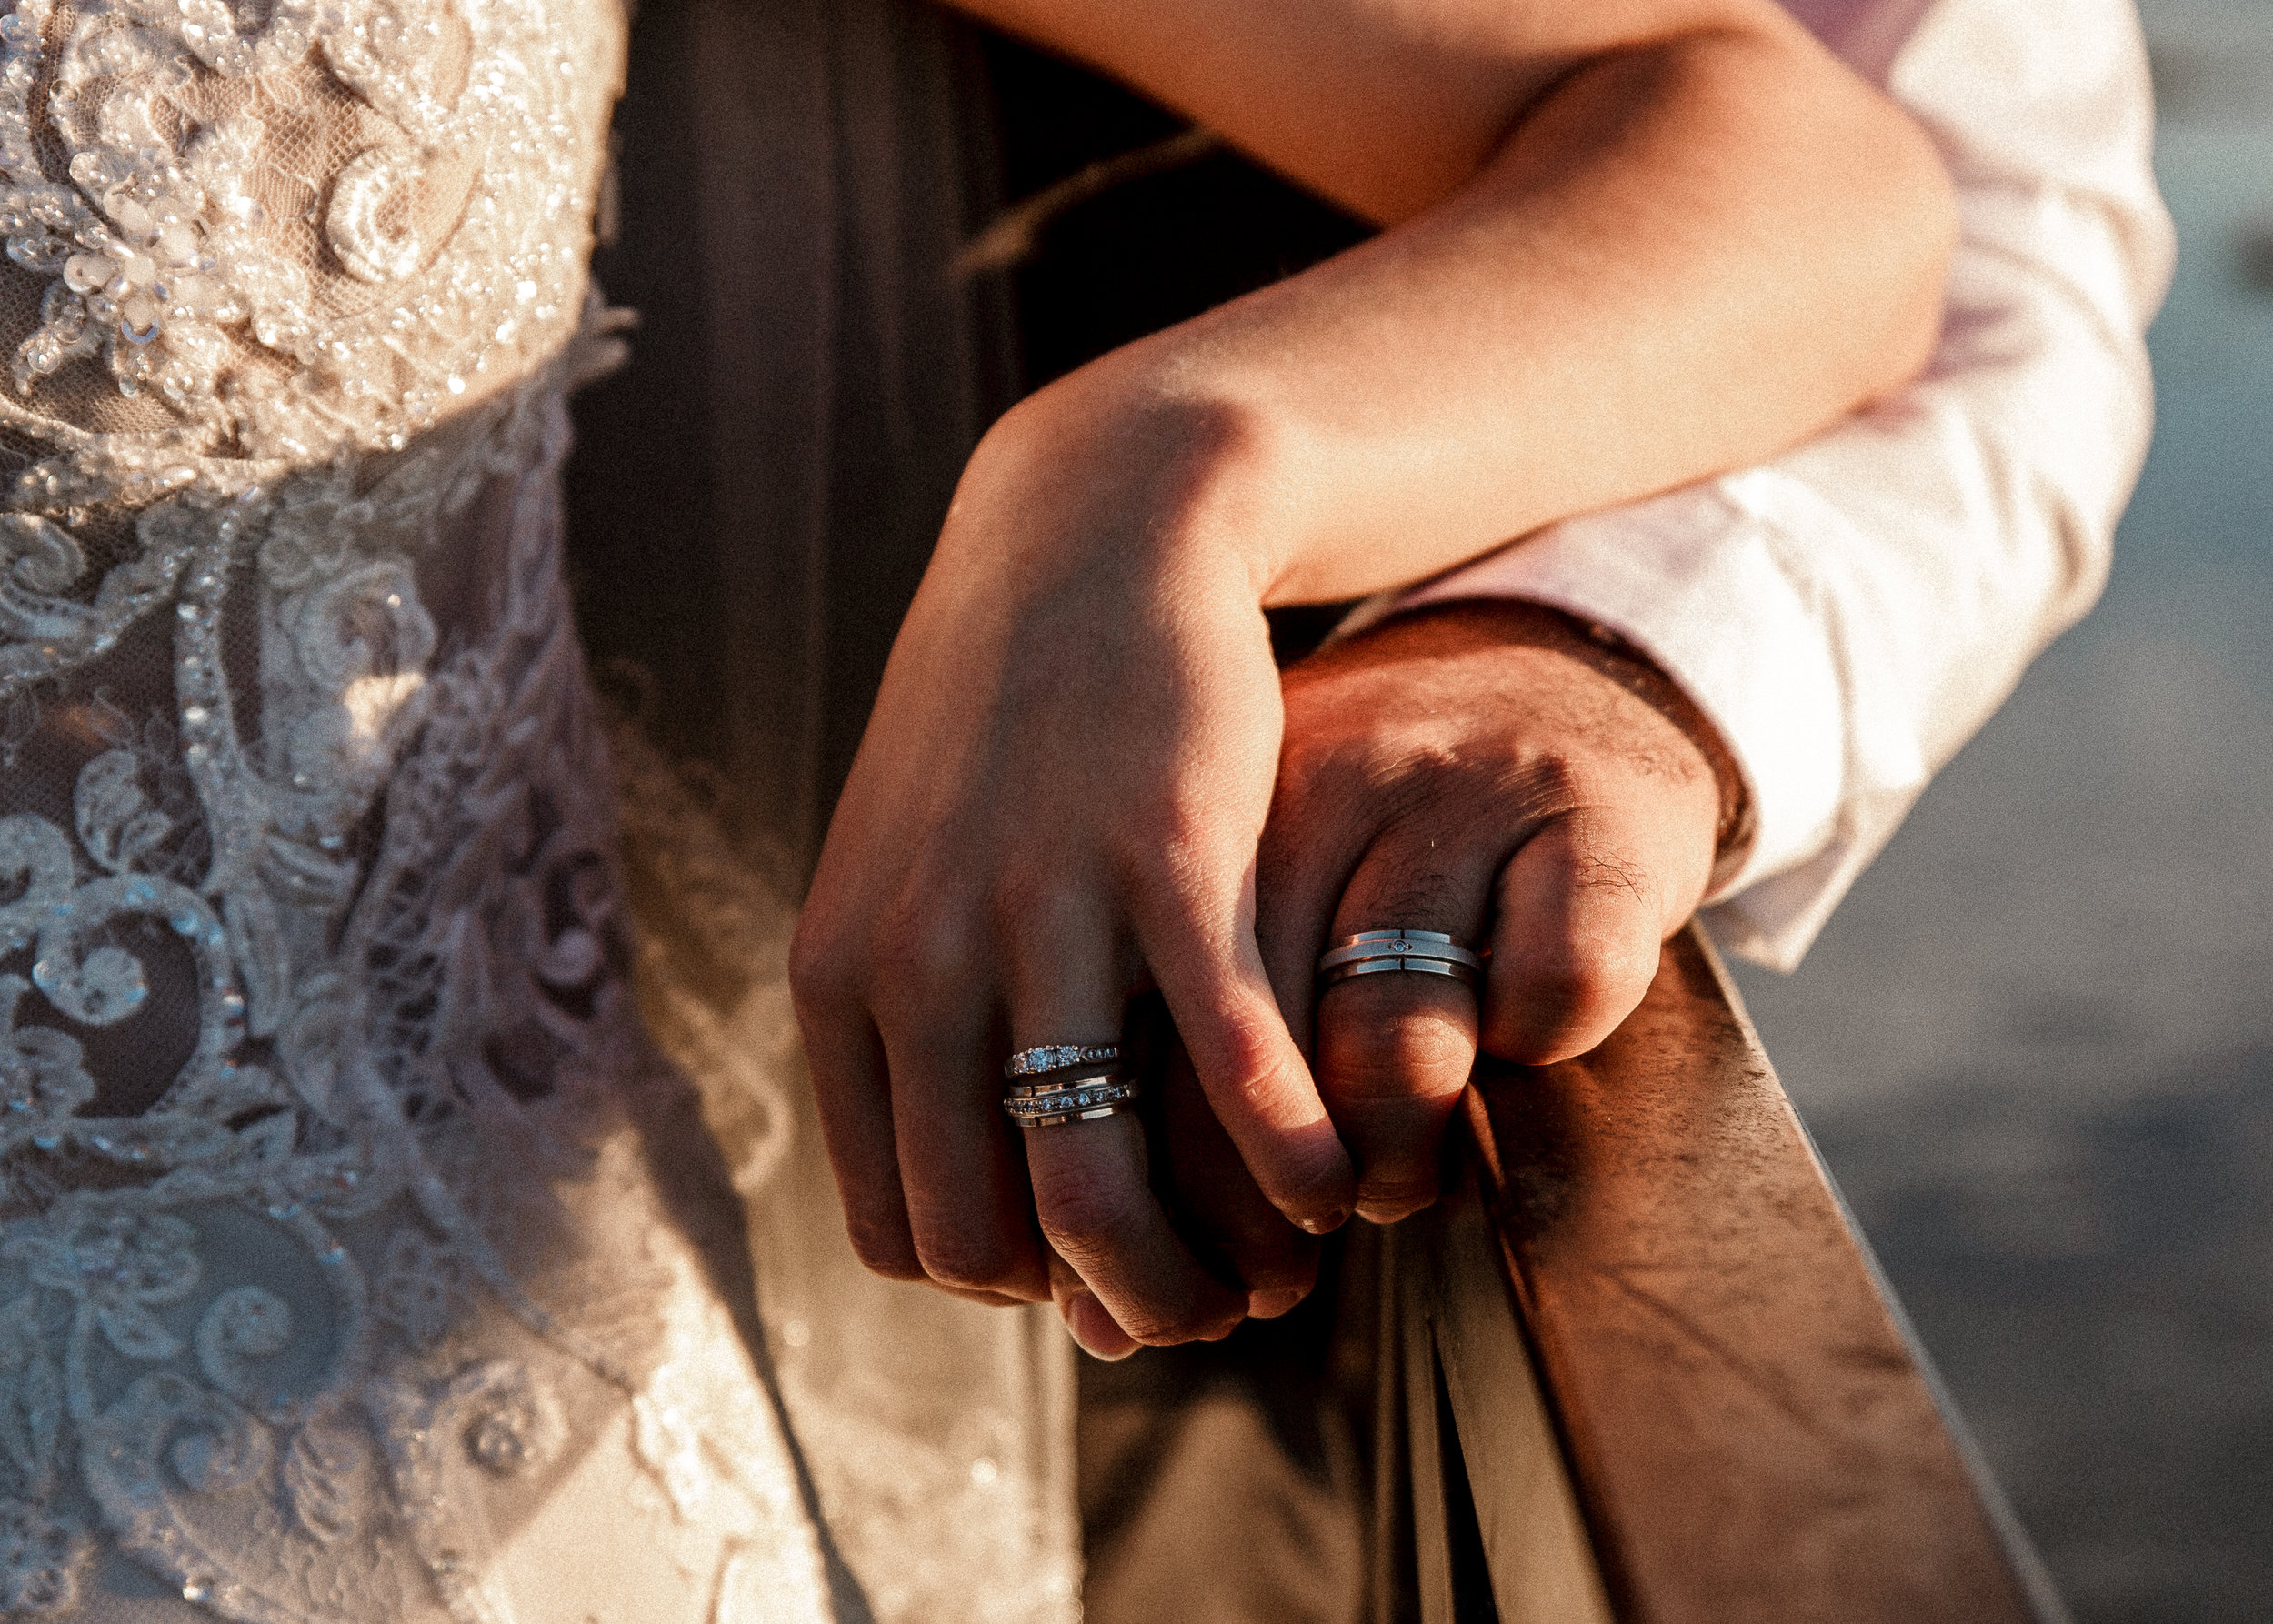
[{"x1": 1398, "y1": 0, "x2": 2176, "y2": 970}]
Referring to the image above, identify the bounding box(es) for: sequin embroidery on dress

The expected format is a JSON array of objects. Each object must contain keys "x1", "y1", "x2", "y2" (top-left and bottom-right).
[{"x1": 0, "y1": 3, "x2": 834, "y2": 1619}]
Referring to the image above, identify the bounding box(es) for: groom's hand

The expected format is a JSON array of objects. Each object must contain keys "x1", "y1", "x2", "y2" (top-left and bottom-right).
[{"x1": 1234, "y1": 599, "x2": 1740, "y2": 1227}]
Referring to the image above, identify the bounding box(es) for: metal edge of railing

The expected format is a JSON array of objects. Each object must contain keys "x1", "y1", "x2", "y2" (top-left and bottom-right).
[{"x1": 1398, "y1": 922, "x2": 2068, "y2": 1624}]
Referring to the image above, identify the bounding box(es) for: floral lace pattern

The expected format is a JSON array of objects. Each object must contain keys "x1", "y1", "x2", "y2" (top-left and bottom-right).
[
  {"x1": 0, "y1": 0, "x2": 614, "y2": 699},
  {"x1": 0, "y1": 2, "x2": 844, "y2": 1619}
]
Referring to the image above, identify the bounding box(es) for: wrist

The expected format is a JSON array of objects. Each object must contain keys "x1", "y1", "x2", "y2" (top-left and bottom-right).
[
  {"x1": 1558, "y1": 612, "x2": 1755, "y2": 871},
  {"x1": 969, "y1": 345, "x2": 1297, "y2": 602}
]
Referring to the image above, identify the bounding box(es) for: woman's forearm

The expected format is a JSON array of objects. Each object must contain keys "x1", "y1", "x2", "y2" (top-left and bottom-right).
[{"x1": 956, "y1": 5, "x2": 1955, "y2": 605}]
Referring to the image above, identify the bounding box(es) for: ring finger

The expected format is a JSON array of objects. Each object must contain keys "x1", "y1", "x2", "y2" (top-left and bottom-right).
[
  {"x1": 1004, "y1": 906, "x2": 1247, "y2": 1346},
  {"x1": 1313, "y1": 827, "x2": 1505, "y2": 1223}
]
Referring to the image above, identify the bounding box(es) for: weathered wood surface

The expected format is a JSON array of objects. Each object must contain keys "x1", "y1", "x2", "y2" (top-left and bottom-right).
[{"x1": 1409, "y1": 924, "x2": 2065, "y2": 1624}]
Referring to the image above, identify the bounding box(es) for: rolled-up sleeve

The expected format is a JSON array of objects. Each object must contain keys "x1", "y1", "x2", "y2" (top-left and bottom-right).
[{"x1": 1399, "y1": 0, "x2": 2175, "y2": 970}]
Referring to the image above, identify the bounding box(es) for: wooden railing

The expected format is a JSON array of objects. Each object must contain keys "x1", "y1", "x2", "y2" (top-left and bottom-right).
[{"x1": 1387, "y1": 925, "x2": 2070, "y2": 1624}]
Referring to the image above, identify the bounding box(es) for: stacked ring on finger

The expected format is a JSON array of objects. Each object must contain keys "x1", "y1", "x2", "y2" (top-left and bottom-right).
[
  {"x1": 1317, "y1": 928, "x2": 1484, "y2": 987},
  {"x1": 1004, "y1": 1043, "x2": 1123, "y2": 1078},
  {"x1": 1001, "y1": 1044, "x2": 1141, "y2": 1128}
]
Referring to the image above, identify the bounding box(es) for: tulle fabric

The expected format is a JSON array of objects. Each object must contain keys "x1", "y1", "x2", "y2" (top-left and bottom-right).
[
  {"x1": 575, "y1": 1, "x2": 1086, "y2": 1620},
  {"x1": 566, "y1": 6, "x2": 1427, "y2": 1617}
]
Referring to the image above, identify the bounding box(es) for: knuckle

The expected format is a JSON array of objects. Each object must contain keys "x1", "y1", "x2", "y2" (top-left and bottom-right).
[
  {"x1": 867, "y1": 891, "x2": 980, "y2": 1009},
  {"x1": 1116, "y1": 786, "x2": 1233, "y2": 899},
  {"x1": 1375, "y1": 735, "x2": 1540, "y2": 834},
  {"x1": 1033, "y1": 1180, "x2": 1143, "y2": 1265},
  {"x1": 1354, "y1": 867, "x2": 1462, "y2": 926},
  {"x1": 1487, "y1": 935, "x2": 1658, "y2": 1062},
  {"x1": 1178, "y1": 1020, "x2": 1277, "y2": 1109},
  {"x1": 1362, "y1": 737, "x2": 1463, "y2": 810},
  {"x1": 990, "y1": 858, "x2": 1085, "y2": 937},
  {"x1": 1554, "y1": 933, "x2": 1658, "y2": 1012},
  {"x1": 1509, "y1": 755, "x2": 1587, "y2": 818},
  {"x1": 787, "y1": 912, "x2": 856, "y2": 1018},
  {"x1": 1203, "y1": 1003, "x2": 1303, "y2": 1103},
  {"x1": 1527, "y1": 952, "x2": 1611, "y2": 1024},
  {"x1": 1271, "y1": 743, "x2": 1366, "y2": 818},
  {"x1": 793, "y1": 867, "x2": 991, "y2": 1021},
  {"x1": 1570, "y1": 846, "x2": 1660, "y2": 911}
]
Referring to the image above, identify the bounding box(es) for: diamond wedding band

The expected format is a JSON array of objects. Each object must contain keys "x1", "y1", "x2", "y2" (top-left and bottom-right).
[
  {"x1": 1317, "y1": 928, "x2": 1484, "y2": 987},
  {"x1": 1001, "y1": 1044, "x2": 1139, "y2": 1128}
]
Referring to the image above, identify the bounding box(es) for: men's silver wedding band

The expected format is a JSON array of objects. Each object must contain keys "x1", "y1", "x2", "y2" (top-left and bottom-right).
[
  {"x1": 1317, "y1": 928, "x2": 1483, "y2": 987},
  {"x1": 1001, "y1": 1074, "x2": 1143, "y2": 1128}
]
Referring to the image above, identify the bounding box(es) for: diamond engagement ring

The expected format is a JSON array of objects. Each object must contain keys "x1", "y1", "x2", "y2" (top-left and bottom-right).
[
  {"x1": 1317, "y1": 928, "x2": 1484, "y2": 987},
  {"x1": 1004, "y1": 1044, "x2": 1123, "y2": 1080}
]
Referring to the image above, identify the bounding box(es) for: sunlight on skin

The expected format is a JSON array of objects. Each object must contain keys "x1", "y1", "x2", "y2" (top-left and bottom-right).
[{"x1": 795, "y1": 0, "x2": 1955, "y2": 1348}]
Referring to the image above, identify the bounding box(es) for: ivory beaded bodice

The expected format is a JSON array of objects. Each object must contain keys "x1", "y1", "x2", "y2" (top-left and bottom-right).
[{"x1": 0, "y1": 2, "x2": 844, "y2": 1619}]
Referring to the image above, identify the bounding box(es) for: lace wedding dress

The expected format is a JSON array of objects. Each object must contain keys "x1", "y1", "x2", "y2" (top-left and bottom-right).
[{"x1": 0, "y1": 1, "x2": 1077, "y2": 1619}]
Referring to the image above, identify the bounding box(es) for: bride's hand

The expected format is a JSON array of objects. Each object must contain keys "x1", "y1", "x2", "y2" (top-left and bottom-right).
[{"x1": 791, "y1": 378, "x2": 1356, "y2": 1348}]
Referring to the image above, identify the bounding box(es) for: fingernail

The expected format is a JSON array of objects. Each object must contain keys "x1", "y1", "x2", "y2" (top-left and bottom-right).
[
  {"x1": 1296, "y1": 1208, "x2": 1349, "y2": 1236},
  {"x1": 1356, "y1": 1200, "x2": 1428, "y2": 1227},
  {"x1": 1060, "y1": 1292, "x2": 1139, "y2": 1362},
  {"x1": 1247, "y1": 1288, "x2": 1306, "y2": 1319}
]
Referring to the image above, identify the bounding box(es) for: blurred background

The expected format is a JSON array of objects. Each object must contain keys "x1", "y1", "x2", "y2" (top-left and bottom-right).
[{"x1": 1729, "y1": 3, "x2": 2273, "y2": 1618}]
